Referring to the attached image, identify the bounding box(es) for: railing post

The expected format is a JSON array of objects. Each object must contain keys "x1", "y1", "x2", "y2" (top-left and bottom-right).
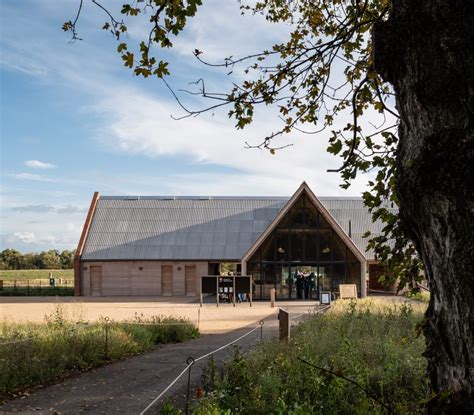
[
  {"x1": 278, "y1": 308, "x2": 290, "y2": 341},
  {"x1": 185, "y1": 357, "x2": 196, "y2": 415},
  {"x1": 104, "y1": 317, "x2": 110, "y2": 359}
]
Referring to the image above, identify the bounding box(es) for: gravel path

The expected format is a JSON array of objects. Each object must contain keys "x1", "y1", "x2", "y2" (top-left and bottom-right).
[{"x1": 0, "y1": 307, "x2": 312, "y2": 414}]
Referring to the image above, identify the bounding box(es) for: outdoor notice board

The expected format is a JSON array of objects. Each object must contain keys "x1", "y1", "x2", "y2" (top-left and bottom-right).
[
  {"x1": 339, "y1": 284, "x2": 357, "y2": 299},
  {"x1": 201, "y1": 276, "x2": 217, "y2": 294}
]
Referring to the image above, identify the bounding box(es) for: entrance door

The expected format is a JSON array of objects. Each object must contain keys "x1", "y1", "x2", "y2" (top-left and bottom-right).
[
  {"x1": 90, "y1": 266, "x2": 102, "y2": 296},
  {"x1": 161, "y1": 265, "x2": 173, "y2": 296},
  {"x1": 185, "y1": 265, "x2": 196, "y2": 296},
  {"x1": 315, "y1": 265, "x2": 331, "y2": 300}
]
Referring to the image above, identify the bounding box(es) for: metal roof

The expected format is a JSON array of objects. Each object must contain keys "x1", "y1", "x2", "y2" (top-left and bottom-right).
[{"x1": 81, "y1": 196, "x2": 395, "y2": 261}]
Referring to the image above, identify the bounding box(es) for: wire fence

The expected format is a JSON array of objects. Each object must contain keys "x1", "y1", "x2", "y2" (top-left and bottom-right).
[
  {"x1": 139, "y1": 320, "x2": 265, "y2": 415},
  {"x1": 139, "y1": 304, "x2": 331, "y2": 414},
  {"x1": 0, "y1": 279, "x2": 74, "y2": 296}
]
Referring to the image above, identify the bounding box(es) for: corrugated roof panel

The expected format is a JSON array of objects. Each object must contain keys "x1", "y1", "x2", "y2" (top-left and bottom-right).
[
  {"x1": 199, "y1": 245, "x2": 212, "y2": 258},
  {"x1": 212, "y1": 233, "x2": 227, "y2": 245},
  {"x1": 238, "y1": 232, "x2": 253, "y2": 246},
  {"x1": 225, "y1": 245, "x2": 242, "y2": 259},
  {"x1": 81, "y1": 195, "x2": 390, "y2": 261},
  {"x1": 210, "y1": 245, "x2": 226, "y2": 259},
  {"x1": 240, "y1": 220, "x2": 254, "y2": 233},
  {"x1": 225, "y1": 233, "x2": 240, "y2": 245},
  {"x1": 187, "y1": 233, "x2": 202, "y2": 246}
]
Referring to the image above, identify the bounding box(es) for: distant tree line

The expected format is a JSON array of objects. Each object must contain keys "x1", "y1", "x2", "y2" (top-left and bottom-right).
[{"x1": 0, "y1": 249, "x2": 76, "y2": 270}]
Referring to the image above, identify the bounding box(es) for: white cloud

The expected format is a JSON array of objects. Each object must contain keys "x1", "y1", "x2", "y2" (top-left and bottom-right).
[
  {"x1": 90, "y1": 85, "x2": 375, "y2": 197},
  {"x1": 25, "y1": 160, "x2": 57, "y2": 169},
  {"x1": 13, "y1": 232, "x2": 36, "y2": 243},
  {"x1": 10, "y1": 173, "x2": 57, "y2": 182}
]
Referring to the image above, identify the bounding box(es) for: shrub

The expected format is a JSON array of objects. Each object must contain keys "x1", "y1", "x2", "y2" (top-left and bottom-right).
[
  {"x1": 0, "y1": 308, "x2": 199, "y2": 397},
  {"x1": 194, "y1": 299, "x2": 428, "y2": 414}
]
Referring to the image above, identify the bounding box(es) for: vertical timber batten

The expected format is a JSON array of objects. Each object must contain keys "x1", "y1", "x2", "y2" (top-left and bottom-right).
[
  {"x1": 361, "y1": 261, "x2": 367, "y2": 298},
  {"x1": 74, "y1": 191, "x2": 100, "y2": 296}
]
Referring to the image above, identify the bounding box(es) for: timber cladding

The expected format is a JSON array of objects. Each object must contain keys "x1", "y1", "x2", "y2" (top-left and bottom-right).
[{"x1": 81, "y1": 261, "x2": 207, "y2": 296}]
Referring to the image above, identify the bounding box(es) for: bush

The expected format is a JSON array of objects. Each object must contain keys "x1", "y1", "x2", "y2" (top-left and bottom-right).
[
  {"x1": 195, "y1": 299, "x2": 428, "y2": 414},
  {"x1": 0, "y1": 308, "x2": 199, "y2": 397}
]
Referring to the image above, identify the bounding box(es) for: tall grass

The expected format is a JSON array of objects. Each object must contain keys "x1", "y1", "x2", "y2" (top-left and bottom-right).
[
  {"x1": 0, "y1": 307, "x2": 199, "y2": 398},
  {"x1": 195, "y1": 299, "x2": 428, "y2": 414},
  {"x1": 0, "y1": 269, "x2": 74, "y2": 281}
]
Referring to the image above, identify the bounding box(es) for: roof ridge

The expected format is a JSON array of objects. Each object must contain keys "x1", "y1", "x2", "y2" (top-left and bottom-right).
[{"x1": 99, "y1": 195, "x2": 364, "y2": 200}]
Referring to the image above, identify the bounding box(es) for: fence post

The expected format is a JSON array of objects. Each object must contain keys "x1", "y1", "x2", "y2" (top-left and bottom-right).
[
  {"x1": 270, "y1": 288, "x2": 276, "y2": 308},
  {"x1": 278, "y1": 309, "x2": 290, "y2": 341},
  {"x1": 185, "y1": 357, "x2": 196, "y2": 415},
  {"x1": 104, "y1": 317, "x2": 110, "y2": 359}
]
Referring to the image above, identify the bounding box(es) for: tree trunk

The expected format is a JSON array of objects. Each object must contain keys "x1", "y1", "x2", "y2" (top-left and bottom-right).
[{"x1": 374, "y1": 0, "x2": 474, "y2": 412}]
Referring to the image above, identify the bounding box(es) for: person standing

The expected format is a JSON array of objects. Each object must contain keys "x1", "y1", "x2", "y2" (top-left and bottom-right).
[{"x1": 296, "y1": 271, "x2": 303, "y2": 299}]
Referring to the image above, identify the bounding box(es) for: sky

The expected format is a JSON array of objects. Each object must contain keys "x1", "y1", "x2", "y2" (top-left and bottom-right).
[{"x1": 0, "y1": 1, "x2": 386, "y2": 253}]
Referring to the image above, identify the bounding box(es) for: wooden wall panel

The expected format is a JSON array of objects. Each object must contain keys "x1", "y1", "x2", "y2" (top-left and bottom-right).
[
  {"x1": 131, "y1": 262, "x2": 160, "y2": 295},
  {"x1": 90, "y1": 266, "x2": 102, "y2": 296},
  {"x1": 82, "y1": 266, "x2": 91, "y2": 296},
  {"x1": 81, "y1": 261, "x2": 209, "y2": 296},
  {"x1": 196, "y1": 262, "x2": 208, "y2": 295},
  {"x1": 101, "y1": 263, "x2": 131, "y2": 296},
  {"x1": 161, "y1": 265, "x2": 173, "y2": 296},
  {"x1": 185, "y1": 265, "x2": 197, "y2": 296},
  {"x1": 173, "y1": 264, "x2": 185, "y2": 296}
]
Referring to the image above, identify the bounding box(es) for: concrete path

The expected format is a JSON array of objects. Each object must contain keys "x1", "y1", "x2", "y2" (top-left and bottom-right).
[{"x1": 0, "y1": 307, "x2": 312, "y2": 414}]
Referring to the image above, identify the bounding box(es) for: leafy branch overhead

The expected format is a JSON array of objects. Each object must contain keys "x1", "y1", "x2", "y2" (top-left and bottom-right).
[{"x1": 63, "y1": 0, "x2": 423, "y2": 288}]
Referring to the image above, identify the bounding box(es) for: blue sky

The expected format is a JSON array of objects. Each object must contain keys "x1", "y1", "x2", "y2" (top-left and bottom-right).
[{"x1": 0, "y1": 1, "x2": 385, "y2": 252}]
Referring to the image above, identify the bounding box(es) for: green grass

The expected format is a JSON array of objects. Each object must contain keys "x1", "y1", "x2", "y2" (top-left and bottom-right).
[
  {"x1": 404, "y1": 290, "x2": 430, "y2": 303},
  {"x1": 194, "y1": 299, "x2": 429, "y2": 415},
  {"x1": 0, "y1": 307, "x2": 199, "y2": 399},
  {"x1": 0, "y1": 269, "x2": 74, "y2": 281},
  {"x1": 0, "y1": 270, "x2": 74, "y2": 296}
]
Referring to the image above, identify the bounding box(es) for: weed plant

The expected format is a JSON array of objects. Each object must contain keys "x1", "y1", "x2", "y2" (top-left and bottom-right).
[
  {"x1": 0, "y1": 307, "x2": 199, "y2": 398},
  {"x1": 195, "y1": 299, "x2": 428, "y2": 414}
]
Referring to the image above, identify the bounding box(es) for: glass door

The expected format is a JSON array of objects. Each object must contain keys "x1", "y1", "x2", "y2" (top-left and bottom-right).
[{"x1": 315, "y1": 265, "x2": 331, "y2": 300}]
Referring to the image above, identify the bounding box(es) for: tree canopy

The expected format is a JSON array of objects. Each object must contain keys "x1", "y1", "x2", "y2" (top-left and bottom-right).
[
  {"x1": 63, "y1": 2, "x2": 474, "y2": 409},
  {"x1": 63, "y1": 0, "x2": 422, "y2": 290}
]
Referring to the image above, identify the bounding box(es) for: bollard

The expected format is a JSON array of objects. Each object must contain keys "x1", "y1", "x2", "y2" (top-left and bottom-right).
[
  {"x1": 185, "y1": 357, "x2": 196, "y2": 415},
  {"x1": 270, "y1": 288, "x2": 276, "y2": 308},
  {"x1": 259, "y1": 320, "x2": 264, "y2": 341},
  {"x1": 197, "y1": 308, "x2": 201, "y2": 331},
  {"x1": 278, "y1": 309, "x2": 290, "y2": 341},
  {"x1": 104, "y1": 317, "x2": 110, "y2": 359}
]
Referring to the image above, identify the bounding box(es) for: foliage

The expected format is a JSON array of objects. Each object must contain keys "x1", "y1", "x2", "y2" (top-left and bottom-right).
[
  {"x1": 0, "y1": 308, "x2": 199, "y2": 398},
  {"x1": 63, "y1": 0, "x2": 423, "y2": 289},
  {"x1": 194, "y1": 299, "x2": 428, "y2": 414},
  {"x1": 0, "y1": 250, "x2": 75, "y2": 270},
  {"x1": 0, "y1": 269, "x2": 74, "y2": 281},
  {"x1": 404, "y1": 290, "x2": 430, "y2": 304}
]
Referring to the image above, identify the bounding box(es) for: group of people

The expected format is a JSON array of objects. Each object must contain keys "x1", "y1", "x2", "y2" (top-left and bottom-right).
[{"x1": 293, "y1": 270, "x2": 315, "y2": 299}]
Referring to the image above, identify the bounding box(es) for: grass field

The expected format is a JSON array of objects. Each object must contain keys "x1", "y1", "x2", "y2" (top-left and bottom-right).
[
  {"x1": 0, "y1": 306, "x2": 199, "y2": 399},
  {"x1": 195, "y1": 299, "x2": 429, "y2": 414},
  {"x1": 0, "y1": 269, "x2": 74, "y2": 281},
  {"x1": 0, "y1": 270, "x2": 74, "y2": 296}
]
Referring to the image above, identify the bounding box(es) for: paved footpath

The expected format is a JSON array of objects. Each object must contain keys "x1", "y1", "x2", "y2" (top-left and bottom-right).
[{"x1": 0, "y1": 307, "x2": 312, "y2": 415}]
